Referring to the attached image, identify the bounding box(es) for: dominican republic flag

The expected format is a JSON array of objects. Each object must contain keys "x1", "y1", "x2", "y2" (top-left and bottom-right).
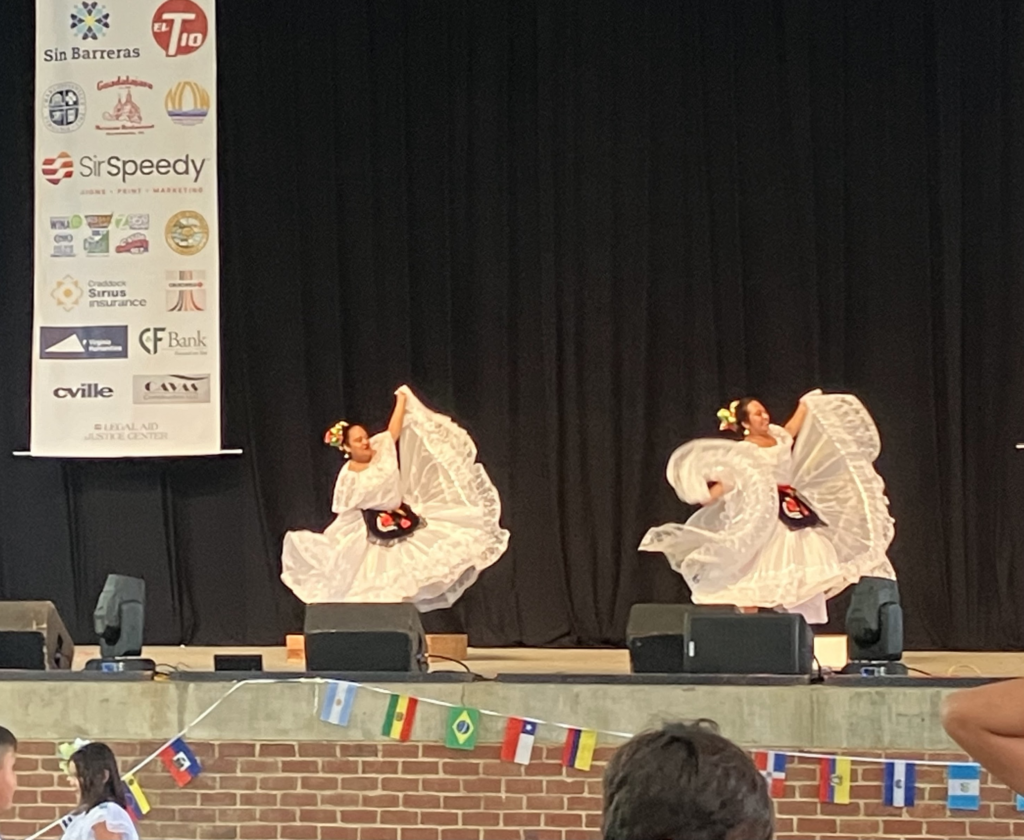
[
  {"x1": 947, "y1": 763, "x2": 981, "y2": 810},
  {"x1": 753, "y1": 751, "x2": 787, "y2": 797},
  {"x1": 501, "y1": 718, "x2": 538, "y2": 765},
  {"x1": 818, "y1": 757, "x2": 851, "y2": 804},
  {"x1": 320, "y1": 680, "x2": 357, "y2": 727},
  {"x1": 883, "y1": 760, "x2": 916, "y2": 807},
  {"x1": 158, "y1": 738, "x2": 202, "y2": 787}
]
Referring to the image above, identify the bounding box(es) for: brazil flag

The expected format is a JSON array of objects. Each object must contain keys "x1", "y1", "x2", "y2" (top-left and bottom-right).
[{"x1": 445, "y1": 706, "x2": 480, "y2": 750}]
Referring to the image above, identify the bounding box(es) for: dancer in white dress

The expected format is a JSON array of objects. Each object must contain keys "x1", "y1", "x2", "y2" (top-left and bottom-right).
[
  {"x1": 61, "y1": 743, "x2": 138, "y2": 840},
  {"x1": 282, "y1": 386, "x2": 510, "y2": 610},
  {"x1": 639, "y1": 391, "x2": 895, "y2": 624}
]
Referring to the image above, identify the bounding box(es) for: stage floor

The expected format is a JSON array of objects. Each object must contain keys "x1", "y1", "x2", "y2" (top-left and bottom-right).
[{"x1": 69, "y1": 637, "x2": 1024, "y2": 679}]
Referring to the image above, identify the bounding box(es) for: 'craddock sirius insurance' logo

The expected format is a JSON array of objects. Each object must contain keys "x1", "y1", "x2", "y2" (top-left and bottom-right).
[
  {"x1": 152, "y1": 0, "x2": 209, "y2": 58},
  {"x1": 39, "y1": 325, "x2": 128, "y2": 359},
  {"x1": 42, "y1": 83, "x2": 86, "y2": 132},
  {"x1": 133, "y1": 373, "x2": 210, "y2": 404},
  {"x1": 51, "y1": 276, "x2": 83, "y2": 310},
  {"x1": 52, "y1": 276, "x2": 148, "y2": 309}
]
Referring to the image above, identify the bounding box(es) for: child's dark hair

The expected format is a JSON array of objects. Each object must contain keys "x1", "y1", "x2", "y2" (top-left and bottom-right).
[{"x1": 71, "y1": 742, "x2": 128, "y2": 812}]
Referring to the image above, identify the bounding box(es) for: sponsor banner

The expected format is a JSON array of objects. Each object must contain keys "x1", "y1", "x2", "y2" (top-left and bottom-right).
[{"x1": 33, "y1": 0, "x2": 220, "y2": 456}]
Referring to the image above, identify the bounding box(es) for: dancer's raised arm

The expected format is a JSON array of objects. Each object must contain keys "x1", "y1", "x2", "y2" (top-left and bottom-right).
[{"x1": 388, "y1": 390, "x2": 408, "y2": 441}]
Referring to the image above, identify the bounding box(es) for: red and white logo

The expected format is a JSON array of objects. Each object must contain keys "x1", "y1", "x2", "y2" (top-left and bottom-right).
[
  {"x1": 152, "y1": 0, "x2": 208, "y2": 58},
  {"x1": 41, "y1": 151, "x2": 74, "y2": 185}
]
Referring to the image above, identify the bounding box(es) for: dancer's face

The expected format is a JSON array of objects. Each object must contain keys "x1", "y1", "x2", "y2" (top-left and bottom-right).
[
  {"x1": 743, "y1": 401, "x2": 770, "y2": 436},
  {"x1": 344, "y1": 426, "x2": 373, "y2": 462}
]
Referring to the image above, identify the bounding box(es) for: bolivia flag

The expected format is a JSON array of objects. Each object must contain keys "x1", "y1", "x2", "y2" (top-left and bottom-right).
[
  {"x1": 562, "y1": 728, "x2": 597, "y2": 772},
  {"x1": 381, "y1": 694, "x2": 418, "y2": 741}
]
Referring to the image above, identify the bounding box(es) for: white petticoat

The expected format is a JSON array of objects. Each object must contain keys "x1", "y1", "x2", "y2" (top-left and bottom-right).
[
  {"x1": 281, "y1": 387, "x2": 510, "y2": 611},
  {"x1": 639, "y1": 393, "x2": 895, "y2": 622}
]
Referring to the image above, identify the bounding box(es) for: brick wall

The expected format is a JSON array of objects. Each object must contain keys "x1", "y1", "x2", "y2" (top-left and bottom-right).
[{"x1": 1, "y1": 741, "x2": 1018, "y2": 840}]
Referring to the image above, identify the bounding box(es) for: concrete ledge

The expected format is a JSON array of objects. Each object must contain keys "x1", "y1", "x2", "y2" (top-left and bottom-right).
[{"x1": 0, "y1": 679, "x2": 959, "y2": 750}]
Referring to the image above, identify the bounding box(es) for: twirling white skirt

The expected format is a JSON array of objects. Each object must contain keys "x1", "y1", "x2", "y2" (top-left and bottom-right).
[
  {"x1": 640, "y1": 394, "x2": 895, "y2": 623},
  {"x1": 282, "y1": 391, "x2": 510, "y2": 612}
]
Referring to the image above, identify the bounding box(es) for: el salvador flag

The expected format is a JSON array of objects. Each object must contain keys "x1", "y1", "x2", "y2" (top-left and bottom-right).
[
  {"x1": 947, "y1": 763, "x2": 981, "y2": 810},
  {"x1": 883, "y1": 760, "x2": 916, "y2": 807}
]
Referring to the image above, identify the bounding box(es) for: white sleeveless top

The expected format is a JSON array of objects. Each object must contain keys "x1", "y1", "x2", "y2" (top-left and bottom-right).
[{"x1": 61, "y1": 802, "x2": 139, "y2": 840}]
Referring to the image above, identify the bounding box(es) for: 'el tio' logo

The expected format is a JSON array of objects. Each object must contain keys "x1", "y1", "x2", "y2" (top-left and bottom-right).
[{"x1": 152, "y1": 0, "x2": 208, "y2": 58}]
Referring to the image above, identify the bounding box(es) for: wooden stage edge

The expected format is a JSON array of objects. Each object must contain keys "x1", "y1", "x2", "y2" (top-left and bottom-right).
[{"x1": 68, "y1": 636, "x2": 1024, "y2": 679}]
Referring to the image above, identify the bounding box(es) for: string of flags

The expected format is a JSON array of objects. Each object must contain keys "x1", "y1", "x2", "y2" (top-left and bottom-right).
[
  {"x1": 26, "y1": 673, "x2": 1009, "y2": 840},
  {"x1": 317, "y1": 679, "x2": 994, "y2": 809}
]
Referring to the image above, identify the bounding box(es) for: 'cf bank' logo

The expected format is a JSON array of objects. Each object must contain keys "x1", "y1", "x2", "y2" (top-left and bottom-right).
[{"x1": 139, "y1": 326, "x2": 166, "y2": 354}]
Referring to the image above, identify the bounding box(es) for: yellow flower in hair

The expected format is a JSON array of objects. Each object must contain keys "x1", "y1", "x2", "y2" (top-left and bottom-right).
[
  {"x1": 57, "y1": 738, "x2": 91, "y2": 774},
  {"x1": 717, "y1": 400, "x2": 740, "y2": 431},
  {"x1": 323, "y1": 421, "x2": 349, "y2": 449}
]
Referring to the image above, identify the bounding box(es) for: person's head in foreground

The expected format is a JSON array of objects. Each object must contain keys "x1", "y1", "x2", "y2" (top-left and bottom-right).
[
  {"x1": 0, "y1": 726, "x2": 17, "y2": 811},
  {"x1": 68, "y1": 742, "x2": 128, "y2": 812},
  {"x1": 602, "y1": 720, "x2": 773, "y2": 840}
]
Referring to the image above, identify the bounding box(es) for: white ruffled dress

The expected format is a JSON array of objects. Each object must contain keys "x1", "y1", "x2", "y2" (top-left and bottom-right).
[
  {"x1": 61, "y1": 802, "x2": 139, "y2": 840},
  {"x1": 639, "y1": 393, "x2": 895, "y2": 624},
  {"x1": 281, "y1": 387, "x2": 510, "y2": 611}
]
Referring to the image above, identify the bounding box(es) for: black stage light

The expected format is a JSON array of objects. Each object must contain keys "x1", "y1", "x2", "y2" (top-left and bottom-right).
[
  {"x1": 840, "y1": 576, "x2": 907, "y2": 677},
  {"x1": 85, "y1": 575, "x2": 155, "y2": 673}
]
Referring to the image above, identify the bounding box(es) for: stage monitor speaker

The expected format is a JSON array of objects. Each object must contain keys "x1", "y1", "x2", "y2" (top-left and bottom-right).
[
  {"x1": 685, "y1": 612, "x2": 813, "y2": 676},
  {"x1": 626, "y1": 603, "x2": 739, "y2": 673},
  {"x1": 0, "y1": 601, "x2": 75, "y2": 670},
  {"x1": 304, "y1": 603, "x2": 427, "y2": 673}
]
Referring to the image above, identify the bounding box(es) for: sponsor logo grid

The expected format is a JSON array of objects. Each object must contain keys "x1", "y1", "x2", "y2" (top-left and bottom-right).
[{"x1": 33, "y1": 0, "x2": 219, "y2": 455}]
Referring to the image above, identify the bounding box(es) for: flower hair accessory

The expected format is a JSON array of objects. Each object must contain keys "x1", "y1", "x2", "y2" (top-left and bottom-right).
[
  {"x1": 58, "y1": 738, "x2": 91, "y2": 773},
  {"x1": 323, "y1": 421, "x2": 350, "y2": 450},
  {"x1": 717, "y1": 400, "x2": 740, "y2": 431}
]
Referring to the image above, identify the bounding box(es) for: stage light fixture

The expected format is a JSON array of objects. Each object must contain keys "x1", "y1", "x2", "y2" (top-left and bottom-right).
[
  {"x1": 85, "y1": 574, "x2": 155, "y2": 673},
  {"x1": 840, "y1": 576, "x2": 908, "y2": 676}
]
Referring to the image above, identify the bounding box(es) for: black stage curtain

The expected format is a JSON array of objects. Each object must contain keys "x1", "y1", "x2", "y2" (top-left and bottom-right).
[{"x1": 3, "y1": 0, "x2": 1024, "y2": 650}]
